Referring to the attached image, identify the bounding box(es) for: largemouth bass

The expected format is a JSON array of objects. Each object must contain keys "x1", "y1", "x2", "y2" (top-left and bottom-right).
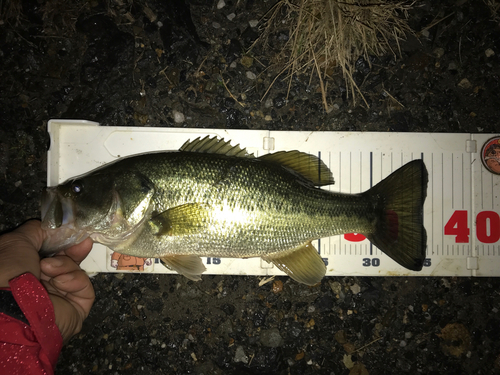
[{"x1": 41, "y1": 136, "x2": 428, "y2": 285}]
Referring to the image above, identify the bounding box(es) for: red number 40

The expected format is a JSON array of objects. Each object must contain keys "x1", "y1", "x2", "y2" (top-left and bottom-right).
[{"x1": 445, "y1": 210, "x2": 500, "y2": 244}]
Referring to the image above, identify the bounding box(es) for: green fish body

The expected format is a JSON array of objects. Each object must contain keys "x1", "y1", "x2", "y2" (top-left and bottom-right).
[{"x1": 41, "y1": 137, "x2": 428, "y2": 285}]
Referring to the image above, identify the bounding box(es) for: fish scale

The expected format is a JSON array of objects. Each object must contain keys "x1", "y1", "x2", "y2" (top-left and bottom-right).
[{"x1": 114, "y1": 152, "x2": 375, "y2": 258}]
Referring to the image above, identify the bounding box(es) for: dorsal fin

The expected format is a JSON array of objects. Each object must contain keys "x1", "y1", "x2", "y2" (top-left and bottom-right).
[
  {"x1": 180, "y1": 136, "x2": 254, "y2": 158},
  {"x1": 259, "y1": 151, "x2": 335, "y2": 186}
]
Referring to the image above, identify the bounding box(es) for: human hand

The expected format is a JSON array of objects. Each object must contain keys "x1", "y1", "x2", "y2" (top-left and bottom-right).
[{"x1": 0, "y1": 220, "x2": 95, "y2": 343}]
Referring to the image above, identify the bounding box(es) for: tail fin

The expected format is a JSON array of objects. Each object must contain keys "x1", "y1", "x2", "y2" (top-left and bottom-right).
[{"x1": 364, "y1": 160, "x2": 428, "y2": 271}]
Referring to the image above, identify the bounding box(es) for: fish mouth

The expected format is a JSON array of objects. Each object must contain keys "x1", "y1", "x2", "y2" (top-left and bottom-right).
[
  {"x1": 41, "y1": 187, "x2": 75, "y2": 229},
  {"x1": 40, "y1": 187, "x2": 89, "y2": 254}
]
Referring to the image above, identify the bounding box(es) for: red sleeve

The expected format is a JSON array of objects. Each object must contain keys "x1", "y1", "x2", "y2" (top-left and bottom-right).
[{"x1": 0, "y1": 273, "x2": 63, "y2": 375}]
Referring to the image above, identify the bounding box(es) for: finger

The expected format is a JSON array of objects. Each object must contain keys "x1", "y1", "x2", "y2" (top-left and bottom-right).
[
  {"x1": 49, "y1": 295, "x2": 85, "y2": 344},
  {"x1": 40, "y1": 255, "x2": 81, "y2": 279},
  {"x1": 59, "y1": 237, "x2": 94, "y2": 265},
  {"x1": 0, "y1": 220, "x2": 46, "y2": 287},
  {"x1": 49, "y1": 270, "x2": 95, "y2": 318},
  {"x1": 11, "y1": 220, "x2": 48, "y2": 249}
]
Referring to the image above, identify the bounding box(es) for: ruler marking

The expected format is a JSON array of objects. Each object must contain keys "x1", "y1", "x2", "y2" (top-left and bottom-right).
[
  {"x1": 431, "y1": 153, "x2": 434, "y2": 255},
  {"x1": 349, "y1": 152, "x2": 352, "y2": 193},
  {"x1": 442, "y1": 153, "x2": 444, "y2": 256},
  {"x1": 370, "y1": 152, "x2": 373, "y2": 188},
  {"x1": 318, "y1": 150, "x2": 322, "y2": 257},
  {"x1": 491, "y1": 172, "x2": 495, "y2": 209},
  {"x1": 421, "y1": 152, "x2": 425, "y2": 255},
  {"x1": 462, "y1": 153, "x2": 465, "y2": 208},
  {"x1": 370, "y1": 152, "x2": 373, "y2": 256},
  {"x1": 452, "y1": 153, "x2": 454, "y2": 208},
  {"x1": 359, "y1": 151, "x2": 362, "y2": 191},
  {"x1": 481, "y1": 165, "x2": 484, "y2": 209}
]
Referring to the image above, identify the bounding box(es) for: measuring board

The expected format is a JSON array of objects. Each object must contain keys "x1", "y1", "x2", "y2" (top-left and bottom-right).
[{"x1": 46, "y1": 119, "x2": 500, "y2": 277}]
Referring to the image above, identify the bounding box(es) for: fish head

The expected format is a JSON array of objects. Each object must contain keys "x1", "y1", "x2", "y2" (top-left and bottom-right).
[{"x1": 41, "y1": 170, "x2": 156, "y2": 254}]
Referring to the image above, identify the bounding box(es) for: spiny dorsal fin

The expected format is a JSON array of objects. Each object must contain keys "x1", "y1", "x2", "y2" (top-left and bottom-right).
[
  {"x1": 259, "y1": 151, "x2": 335, "y2": 186},
  {"x1": 180, "y1": 136, "x2": 254, "y2": 158}
]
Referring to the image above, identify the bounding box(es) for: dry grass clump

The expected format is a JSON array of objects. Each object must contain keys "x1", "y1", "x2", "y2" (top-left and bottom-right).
[
  {"x1": 0, "y1": 0, "x2": 22, "y2": 25},
  {"x1": 485, "y1": 0, "x2": 500, "y2": 22},
  {"x1": 255, "y1": 0, "x2": 414, "y2": 110}
]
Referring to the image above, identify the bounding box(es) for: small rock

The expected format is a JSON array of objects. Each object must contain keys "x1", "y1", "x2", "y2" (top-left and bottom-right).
[
  {"x1": 260, "y1": 328, "x2": 283, "y2": 347},
  {"x1": 307, "y1": 305, "x2": 315, "y2": 313},
  {"x1": 227, "y1": 13, "x2": 236, "y2": 21},
  {"x1": 272, "y1": 280, "x2": 283, "y2": 293},
  {"x1": 458, "y1": 78, "x2": 472, "y2": 89},
  {"x1": 448, "y1": 62, "x2": 458, "y2": 71},
  {"x1": 350, "y1": 283, "x2": 361, "y2": 295},
  {"x1": 264, "y1": 98, "x2": 273, "y2": 108},
  {"x1": 14, "y1": 180, "x2": 22, "y2": 187},
  {"x1": 264, "y1": 115, "x2": 272, "y2": 122},
  {"x1": 400, "y1": 340, "x2": 407, "y2": 347},
  {"x1": 212, "y1": 22, "x2": 221, "y2": 29},
  {"x1": 234, "y1": 346, "x2": 248, "y2": 364},
  {"x1": 405, "y1": 332, "x2": 413, "y2": 339},
  {"x1": 172, "y1": 110, "x2": 185, "y2": 123},
  {"x1": 217, "y1": 0, "x2": 225, "y2": 9},
  {"x1": 273, "y1": 93, "x2": 287, "y2": 108},
  {"x1": 249, "y1": 19, "x2": 259, "y2": 28},
  {"x1": 485, "y1": 48, "x2": 495, "y2": 57},
  {"x1": 240, "y1": 55, "x2": 253, "y2": 68},
  {"x1": 246, "y1": 71, "x2": 257, "y2": 80},
  {"x1": 335, "y1": 330, "x2": 348, "y2": 344},
  {"x1": 330, "y1": 281, "x2": 342, "y2": 295},
  {"x1": 433, "y1": 47, "x2": 445, "y2": 58}
]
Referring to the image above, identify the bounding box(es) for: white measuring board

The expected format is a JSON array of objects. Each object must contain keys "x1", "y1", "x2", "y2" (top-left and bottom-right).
[{"x1": 46, "y1": 119, "x2": 500, "y2": 277}]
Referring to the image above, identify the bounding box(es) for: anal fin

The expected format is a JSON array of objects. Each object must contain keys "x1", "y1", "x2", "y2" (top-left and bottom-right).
[
  {"x1": 160, "y1": 255, "x2": 207, "y2": 281},
  {"x1": 263, "y1": 242, "x2": 326, "y2": 286}
]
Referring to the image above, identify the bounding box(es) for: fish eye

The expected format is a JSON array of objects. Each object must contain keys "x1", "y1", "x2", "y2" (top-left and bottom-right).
[{"x1": 71, "y1": 180, "x2": 83, "y2": 194}]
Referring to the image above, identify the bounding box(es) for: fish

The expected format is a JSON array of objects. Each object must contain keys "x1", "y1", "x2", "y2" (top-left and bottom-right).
[{"x1": 41, "y1": 136, "x2": 428, "y2": 285}]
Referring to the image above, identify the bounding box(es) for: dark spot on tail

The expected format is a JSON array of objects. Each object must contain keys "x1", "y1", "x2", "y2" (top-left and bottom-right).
[{"x1": 387, "y1": 210, "x2": 399, "y2": 242}]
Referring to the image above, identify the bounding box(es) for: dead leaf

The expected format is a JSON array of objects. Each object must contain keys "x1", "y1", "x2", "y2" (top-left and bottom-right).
[
  {"x1": 437, "y1": 323, "x2": 470, "y2": 357},
  {"x1": 349, "y1": 362, "x2": 369, "y2": 375}
]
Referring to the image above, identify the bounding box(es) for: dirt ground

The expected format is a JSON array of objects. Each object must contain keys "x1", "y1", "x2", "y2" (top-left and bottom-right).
[{"x1": 1, "y1": 0, "x2": 500, "y2": 374}]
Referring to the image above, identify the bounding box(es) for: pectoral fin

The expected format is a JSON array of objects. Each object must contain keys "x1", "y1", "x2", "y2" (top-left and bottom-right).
[
  {"x1": 263, "y1": 242, "x2": 326, "y2": 286},
  {"x1": 160, "y1": 255, "x2": 207, "y2": 281},
  {"x1": 149, "y1": 203, "x2": 210, "y2": 236}
]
